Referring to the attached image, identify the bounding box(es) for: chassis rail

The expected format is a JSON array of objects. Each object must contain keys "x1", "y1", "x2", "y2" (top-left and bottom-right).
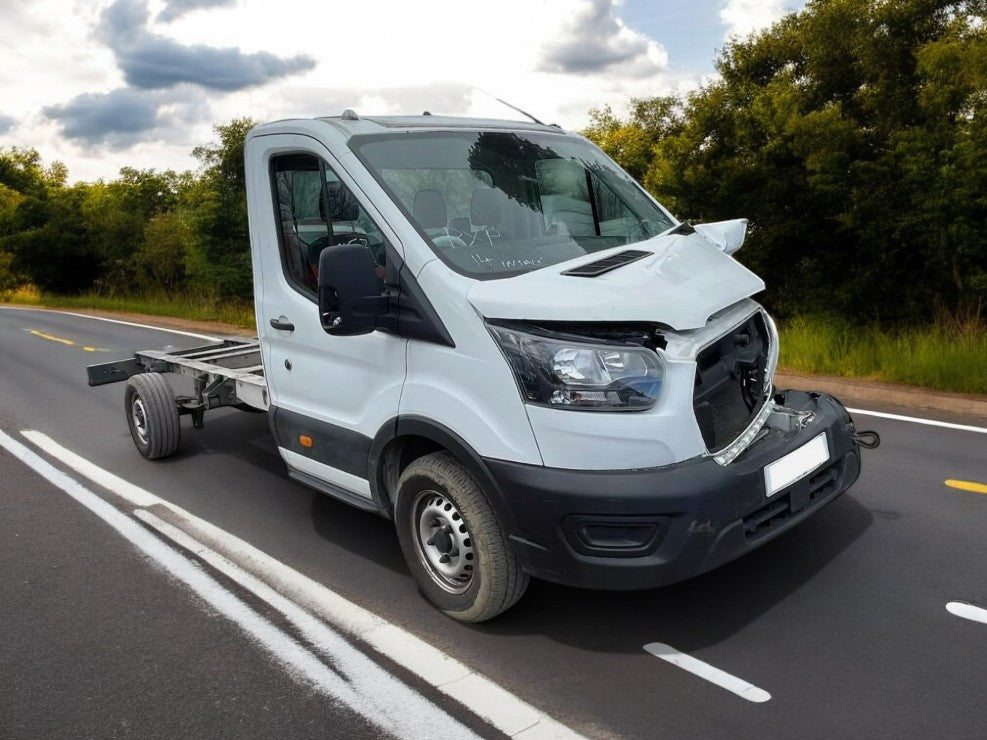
[{"x1": 87, "y1": 339, "x2": 269, "y2": 420}]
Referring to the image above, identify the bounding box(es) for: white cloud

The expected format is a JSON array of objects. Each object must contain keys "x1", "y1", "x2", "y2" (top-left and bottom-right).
[
  {"x1": 720, "y1": 0, "x2": 788, "y2": 40},
  {"x1": 540, "y1": 0, "x2": 668, "y2": 79},
  {"x1": 2, "y1": 0, "x2": 682, "y2": 182}
]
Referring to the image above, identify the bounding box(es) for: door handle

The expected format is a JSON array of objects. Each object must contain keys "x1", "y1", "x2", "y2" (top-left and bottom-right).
[{"x1": 269, "y1": 316, "x2": 295, "y2": 332}]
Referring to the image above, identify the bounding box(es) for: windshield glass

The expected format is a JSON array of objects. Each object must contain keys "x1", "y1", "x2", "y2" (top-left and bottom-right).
[{"x1": 350, "y1": 131, "x2": 675, "y2": 279}]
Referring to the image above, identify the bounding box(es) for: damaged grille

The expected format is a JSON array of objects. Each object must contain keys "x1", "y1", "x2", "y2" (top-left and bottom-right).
[{"x1": 693, "y1": 312, "x2": 770, "y2": 453}]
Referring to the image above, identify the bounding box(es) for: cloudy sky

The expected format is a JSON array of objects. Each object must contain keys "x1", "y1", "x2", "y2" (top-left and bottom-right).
[{"x1": 0, "y1": 0, "x2": 804, "y2": 182}]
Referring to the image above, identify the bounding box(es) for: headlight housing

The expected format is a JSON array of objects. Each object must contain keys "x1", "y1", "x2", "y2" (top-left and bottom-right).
[{"x1": 488, "y1": 324, "x2": 664, "y2": 411}]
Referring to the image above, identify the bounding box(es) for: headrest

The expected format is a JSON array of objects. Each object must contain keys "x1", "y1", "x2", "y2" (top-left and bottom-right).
[
  {"x1": 470, "y1": 188, "x2": 507, "y2": 229},
  {"x1": 413, "y1": 190, "x2": 447, "y2": 230},
  {"x1": 325, "y1": 180, "x2": 360, "y2": 221}
]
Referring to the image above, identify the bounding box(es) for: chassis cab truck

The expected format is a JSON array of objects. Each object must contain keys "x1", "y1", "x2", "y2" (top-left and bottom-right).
[{"x1": 91, "y1": 113, "x2": 873, "y2": 622}]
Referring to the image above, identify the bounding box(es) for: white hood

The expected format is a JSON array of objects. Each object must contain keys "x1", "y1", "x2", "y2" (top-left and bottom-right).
[{"x1": 466, "y1": 233, "x2": 765, "y2": 330}]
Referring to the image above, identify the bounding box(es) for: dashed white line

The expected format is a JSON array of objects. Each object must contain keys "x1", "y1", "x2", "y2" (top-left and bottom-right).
[
  {"x1": 846, "y1": 408, "x2": 987, "y2": 434},
  {"x1": 18, "y1": 429, "x2": 583, "y2": 740},
  {"x1": 0, "y1": 428, "x2": 475, "y2": 740},
  {"x1": 946, "y1": 602, "x2": 987, "y2": 625},
  {"x1": 643, "y1": 643, "x2": 771, "y2": 703}
]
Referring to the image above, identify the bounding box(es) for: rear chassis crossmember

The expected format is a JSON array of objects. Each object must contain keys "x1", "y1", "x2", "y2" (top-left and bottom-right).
[{"x1": 86, "y1": 338, "x2": 269, "y2": 426}]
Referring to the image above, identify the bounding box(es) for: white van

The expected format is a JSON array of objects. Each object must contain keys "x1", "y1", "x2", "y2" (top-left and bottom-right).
[{"x1": 91, "y1": 113, "x2": 870, "y2": 622}]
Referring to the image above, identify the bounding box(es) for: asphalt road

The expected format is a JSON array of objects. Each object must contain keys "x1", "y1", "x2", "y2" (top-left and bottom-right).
[{"x1": 1, "y1": 306, "x2": 985, "y2": 739}]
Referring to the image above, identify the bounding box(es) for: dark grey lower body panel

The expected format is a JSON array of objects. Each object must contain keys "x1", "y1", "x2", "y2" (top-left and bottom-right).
[{"x1": 483, "y1": 391, "x2": 862, "y2": 590}]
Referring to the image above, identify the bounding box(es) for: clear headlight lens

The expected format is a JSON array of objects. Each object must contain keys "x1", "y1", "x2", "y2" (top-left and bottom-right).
[{"x1": 488, "y1": 325, "x2": 664, "y2": 411}]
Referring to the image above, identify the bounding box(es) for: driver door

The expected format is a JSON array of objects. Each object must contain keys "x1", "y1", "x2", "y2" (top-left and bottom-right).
[{"x1": 251, "y1": 134, "x2": 405, "y2": 500}]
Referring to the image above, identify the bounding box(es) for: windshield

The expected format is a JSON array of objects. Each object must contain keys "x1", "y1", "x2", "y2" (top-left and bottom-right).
[{"x1": 350, "y1": 130, "x2": 676, "y2": 279}]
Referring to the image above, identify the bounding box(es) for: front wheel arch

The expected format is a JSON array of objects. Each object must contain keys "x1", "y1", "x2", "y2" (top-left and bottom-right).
[{"x1": 369, "y1": 417, "x2": 520, "y2": 537}]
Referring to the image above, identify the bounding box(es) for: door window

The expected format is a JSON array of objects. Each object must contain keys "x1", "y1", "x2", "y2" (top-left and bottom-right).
[{"x1": 271, "y1": 154, "x2": 388, "y2": 298}]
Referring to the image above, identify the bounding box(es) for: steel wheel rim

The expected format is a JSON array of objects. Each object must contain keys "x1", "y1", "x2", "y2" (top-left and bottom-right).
[
  {"x1": 131, "y1": 396, "x2": 149, "y2": 446},
  {"x1": 411, "y1": 490, "x2": 475, "y2": 594}
]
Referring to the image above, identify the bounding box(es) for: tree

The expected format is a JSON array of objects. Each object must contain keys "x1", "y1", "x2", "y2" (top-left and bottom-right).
[
  {"x1": 137, "y1": 211, "x2": 189, "y2": 294},
  {"x1": 584, "y1": 97, "x2": 680, "y2": 182},
  {"x1": 586, "y1": 0, "x2": 987, "y2": 323},
  {"x1": 187, "y1": 117, "x2": 256, "y2": 298}
]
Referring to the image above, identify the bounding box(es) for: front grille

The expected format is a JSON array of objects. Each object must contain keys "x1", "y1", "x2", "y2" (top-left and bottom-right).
[{"x1": 693, "y1": 313, "x2": 769, "y2": 452}]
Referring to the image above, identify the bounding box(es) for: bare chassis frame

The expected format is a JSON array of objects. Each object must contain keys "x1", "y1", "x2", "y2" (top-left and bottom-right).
[{"x1": 86, "y1": 338, "x2": 269, "y2": 426}]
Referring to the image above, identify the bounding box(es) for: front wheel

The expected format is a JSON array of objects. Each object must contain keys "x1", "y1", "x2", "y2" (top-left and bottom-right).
[
  {"x1": 125, "y1": 373, "x2": 180, "y2": 459},
  {"x1": 394, "y1": 452, "x2": 529, "y2": 622}
]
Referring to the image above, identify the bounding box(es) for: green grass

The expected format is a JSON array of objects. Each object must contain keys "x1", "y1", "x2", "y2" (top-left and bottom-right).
[
  {"x1": 2, "y1": 287, "x2": 256, "y2": 330},
  {"x1": 778, "y1": 316, "x2": 987, "y2": 395},
  {"x1": 4, "y1": 289, "x2": 984, "y2": 395}
]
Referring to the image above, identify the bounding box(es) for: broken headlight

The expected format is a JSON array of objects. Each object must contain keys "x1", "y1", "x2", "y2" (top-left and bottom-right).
[{"x1": 488, "y1": 325, "x2": 664, "y2": 411}]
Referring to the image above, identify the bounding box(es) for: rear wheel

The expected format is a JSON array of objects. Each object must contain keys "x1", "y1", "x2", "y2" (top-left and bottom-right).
[
  {"x1": 125, "y1": 373, "x2": 180, "y2": 459},
  {"x1": 394, "y1": 452, "x2": 528, "y2": 622}
]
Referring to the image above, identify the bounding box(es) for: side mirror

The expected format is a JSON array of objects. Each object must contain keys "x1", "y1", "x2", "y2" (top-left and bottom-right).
[
  {"x1": 317, "y1": 244, "x2": 387, "y2": 335},
  {"x1": 693, "y1": 218, "x2": 748, "y2": 255}
]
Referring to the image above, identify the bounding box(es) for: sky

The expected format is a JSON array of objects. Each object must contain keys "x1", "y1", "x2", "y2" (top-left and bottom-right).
[{"x1": 0, "y1": 0, "x2": 806, "y2": 183}]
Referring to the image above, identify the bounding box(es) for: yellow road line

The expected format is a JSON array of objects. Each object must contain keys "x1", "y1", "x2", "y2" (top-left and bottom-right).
[
  {"x1": 945, "y1": 479, "x2": 987, "y2": 494},
  {"x1": 28, "y1": 329, "x2": 106, "y2": 352},
  {"x1": 30, "y1": 329, "x2": 75, "y2": 346}
]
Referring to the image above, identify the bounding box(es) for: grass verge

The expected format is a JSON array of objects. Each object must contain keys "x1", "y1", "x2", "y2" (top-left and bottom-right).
[
  {"x1": 1, "y1": 286, "x2": 256, "y2": 329},
  {"x1": 778, "y1": 315, "x2": 986, "y2": 395},
  {"x1": 3, "y1": 290, "x2": 983, "y2": 395}
]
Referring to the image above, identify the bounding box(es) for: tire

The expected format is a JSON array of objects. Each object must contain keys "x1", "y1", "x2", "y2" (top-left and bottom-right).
[
  {"x1": 394, "y1": 451, "x2": 529, "y2": 622},
  {"x1": 124, "y1": 373, "x2": 181, "y2": 460}
]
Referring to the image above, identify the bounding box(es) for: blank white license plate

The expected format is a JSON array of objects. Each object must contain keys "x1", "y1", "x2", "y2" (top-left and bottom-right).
[{"x1": 764, "y1": 432, "x2": 830, "y2": 497}]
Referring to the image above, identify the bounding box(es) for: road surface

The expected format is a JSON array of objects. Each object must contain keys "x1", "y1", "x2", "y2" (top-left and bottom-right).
[{"x1": 1, "y1": 306, "x2": 985, "y2": 738}]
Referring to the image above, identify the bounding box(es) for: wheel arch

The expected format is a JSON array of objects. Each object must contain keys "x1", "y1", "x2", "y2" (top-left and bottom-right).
[{"x1": 369, "y1": 416, "x2": 518, "y2": 535}]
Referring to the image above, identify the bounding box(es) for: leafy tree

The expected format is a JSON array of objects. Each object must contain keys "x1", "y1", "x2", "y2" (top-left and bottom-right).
[
  {"x1": 0, "y1": 147, "x2": 102, "y2": 293},
  {"x1": 187, "y1": 117, "x2": 256, "y2": 298},
  {"x1": 584, "y1": 97, "x2": 680, "y2": 182},
  {"x1": 137, "y1": 211, "x2": 189, "y2": 294},
  {"x1": 587, "y1": 0, "x2": 987, "y2": 323}
]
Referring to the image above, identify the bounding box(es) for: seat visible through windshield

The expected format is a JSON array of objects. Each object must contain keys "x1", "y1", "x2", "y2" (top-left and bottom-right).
[{"x1": 350, "y1": 130, "x2": 675, "y2": 279}]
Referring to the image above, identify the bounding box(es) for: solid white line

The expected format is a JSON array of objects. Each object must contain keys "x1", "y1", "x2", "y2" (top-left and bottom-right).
[
  {"x1": 0, "y1": 429, "x2": 474, "y2": 739},
  {"x1": 643, "y1": 642, "x2": 771, "y2": 703},
  {"x1": 19, "y1": 430, "x2": 583, "y2": 739},
  {"x1": 22, "y1": 431, "x2": 159, "y2": 506},
  {"x1": 132, "y1": 510, "x2": 479, "y2": 739},
  {"x1": 946, "y1": 602, "x2": 987, "y2": 625},
  {"x1": 0, "y1": 305, "x2": 219, "y2": 341},
  {"x1": 846, "y1": 408, "x2": 987, "y2": 434}
]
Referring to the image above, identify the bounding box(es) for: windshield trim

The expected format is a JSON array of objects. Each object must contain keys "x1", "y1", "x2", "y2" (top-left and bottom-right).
[{"x1": 349, "y1": 130, "x2": 676, "y2": 282}]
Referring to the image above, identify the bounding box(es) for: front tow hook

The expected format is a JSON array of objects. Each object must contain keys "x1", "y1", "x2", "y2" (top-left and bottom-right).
[{"x1": 852, "y1": 430, "x2": 881, "y2": 449}]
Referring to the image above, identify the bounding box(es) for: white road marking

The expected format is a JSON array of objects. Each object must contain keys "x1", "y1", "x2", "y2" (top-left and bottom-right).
[
  {"x1": 19, "y1": 430, "x2": 583, "y2": 740},
  {"x1": 23, "y1": 430, "x2": 159, "y2": 506},
  {"x1": 0, "y1": 429, "x2": 476, "y2": 740},
  {"x1": 946, "y1": 602, "x2": 987, "y2": 625},
  {"x1": 846, "y1": 408, "x2": 987, "y2": 434},
  {"x1": 0, "y1": 306, "x2": 219, "y2": 341},
  {"x1": 643, "y1": 643, "x2": 771, "y2": 703}
]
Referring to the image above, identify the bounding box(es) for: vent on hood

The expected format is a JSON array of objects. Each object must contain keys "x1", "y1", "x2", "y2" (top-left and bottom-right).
[{"x1": 562, "y1": 250, "x2": 652, "y2": 277}]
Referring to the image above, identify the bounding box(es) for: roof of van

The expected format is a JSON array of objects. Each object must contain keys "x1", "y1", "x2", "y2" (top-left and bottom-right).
[{"x1": 248, "y1": 113, "x2": 567, "y2": 140}]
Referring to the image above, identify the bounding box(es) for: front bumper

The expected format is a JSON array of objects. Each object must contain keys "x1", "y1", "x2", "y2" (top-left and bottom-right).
[{"x1": 485, "y1": 390, "x2": 861, "y2": 590}]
